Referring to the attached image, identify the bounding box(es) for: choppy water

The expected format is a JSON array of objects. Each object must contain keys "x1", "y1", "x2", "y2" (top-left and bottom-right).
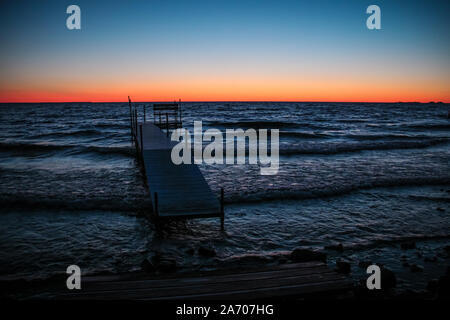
[{"x1": 0, "y1": 102, "x2": 449, "y2": 290}]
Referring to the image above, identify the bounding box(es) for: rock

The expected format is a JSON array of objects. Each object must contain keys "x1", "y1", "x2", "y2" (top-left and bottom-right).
[
  {"x1": 427, "y1": 279, "x2": 439, "y2": 294},
  {"x1": 424, "y1": 256, "x2": 437, "y2": 263},
  {"x1": 140, "y1": 258, "x2": 156, "y2": 273},
  {"x1": 438, "y1": 274, "x2": 450, "y2": 297},
  {"x1": 396, "y1": 289, "x2": 425, "y2": 299},
  {"x1": 444, "y1": 246, "x2": 450, "y2": 254},
  {"x1": 325, "y1": 243, "x2": 344, "y2": 252},
  {"x1": 410, "y1": 264, "x2": 424, "y2": 272},
  {"x1": 150, "y1": 252, "x2": 177, "y2": 273},
  {"x1": 436, "y1": 207, "x2": 445, "y2": 212},
  {"x1": 354, "y1": 266, "x2": 396, "y2": 297},
  {"x1": 156, "y1": 258, "x2": 177, "y2": 273},
  {"x1": 198, "y1": 246, "x2": 217, "y2": 257},
  {"x1": 380, "y1": 267, "x2": 397, "y2": 290},
  {"x1": 400, "y1": 241, "x2": 416, "y2": 250},
  {"x1": 185, "y1": 248, "x2": 195, "y2": 255},
  {"x1": 358, "y1": 260, "x2": 372, "y2": 269},
  {"x1": 336, "y1": 260, "x2": 351, "y2": 274},
  {"x1": 151, "y1": 252, "x2": 163, "y2": 265},
  {"x1": 290, "y1": 248, "x2": 327, "y2": 263},
  {"x1": 402, "y1": 261, "x2": 410, "y2": 268}
]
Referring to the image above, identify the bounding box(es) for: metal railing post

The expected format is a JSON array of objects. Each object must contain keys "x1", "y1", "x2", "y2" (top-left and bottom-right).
[
  {"x1": 220, "y1": 188, "x2": 224, "y2": 231},
  {"x1": 166, "y1": 113, "x2": 169, "y2": 137},
  {"x1": 154, "y1": 192, "x2": 159, "y2": 216},
  {"x1": 139, "y1": 124, "x2": 143, "y2": 160}
]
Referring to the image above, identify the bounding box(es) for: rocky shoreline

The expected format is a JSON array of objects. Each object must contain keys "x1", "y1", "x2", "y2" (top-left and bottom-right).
[{"x1": 2, "y1": 239, "x2": 449, "y2": 300}]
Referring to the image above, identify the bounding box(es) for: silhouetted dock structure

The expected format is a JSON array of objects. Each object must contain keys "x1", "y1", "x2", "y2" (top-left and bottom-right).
[
  {"x1": 128, "y1": 97, "x2": 224, "y2": 229},
  {"x1": 57, "y1": 262, "x2": 352, "y2": 300}
]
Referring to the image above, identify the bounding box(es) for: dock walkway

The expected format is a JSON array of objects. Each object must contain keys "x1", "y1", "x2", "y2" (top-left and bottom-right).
[{"x1": 129, "y1": 99, "x2": 223, "y2": 228}]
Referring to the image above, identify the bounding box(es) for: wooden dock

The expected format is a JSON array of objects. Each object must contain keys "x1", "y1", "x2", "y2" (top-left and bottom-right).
[
  {"x1": 57, "y1": 262, "x2": 352, "y2": 300},
  {"x1": 128, "y1": 98, "x2": 224, "y2": 228}
]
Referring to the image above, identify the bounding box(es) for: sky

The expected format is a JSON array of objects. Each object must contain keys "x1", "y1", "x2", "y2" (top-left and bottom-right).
[{"x1": 0, "y1": 0, "x2": 449, "y2": 102}]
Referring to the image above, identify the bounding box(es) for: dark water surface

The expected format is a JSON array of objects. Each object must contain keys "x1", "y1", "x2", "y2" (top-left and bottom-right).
[{"x1": 0, "y1": 102, "x2": 449, "y2": 291}]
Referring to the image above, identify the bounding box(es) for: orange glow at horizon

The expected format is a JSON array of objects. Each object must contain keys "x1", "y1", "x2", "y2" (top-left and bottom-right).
[{"x1": 1, "y1": 76, "x2": 449, "y2": 103}]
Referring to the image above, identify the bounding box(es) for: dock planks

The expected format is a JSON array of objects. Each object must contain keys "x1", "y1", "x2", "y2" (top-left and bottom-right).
[
  {"x1": 57, "y1": 262, "x2": 352, "y2": 300},
  {"x1": 136, "y1": 122, "x2": 222, "y2": 221}
]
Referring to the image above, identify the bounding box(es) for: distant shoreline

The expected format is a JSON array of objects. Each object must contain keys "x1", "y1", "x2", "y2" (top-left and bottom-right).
[{"x1": 0, "y1": 101, "x2": 447, "y2": 104}]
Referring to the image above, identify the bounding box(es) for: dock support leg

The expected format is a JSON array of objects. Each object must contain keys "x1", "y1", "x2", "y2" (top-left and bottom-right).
[
  {"x1": 139, "y1": 124, "x2": 143, "y2": 161},
  {"x1": 128, "y1": 96, "x2": 133, "y2": 144},
  {"x1": 220, "y1": 188, "x2": 224, "y2": 231},
  {"x1": 134, "y1": 109, "x2": 138, "y2": 157},
  {"x1": 144, "y1": 105, "x2": 146, "y2": 123},
  {"x1": 153, "y1": 192, "x2": 161, "y2": 230},
  {"x1": 166, "y1": 113, "x2": 169, "y2": 137},
  {"x1": 154, "y1": 192, "x2": 159, "y2": 216},
  {"x1": 134, "y1": 109, "x2": 138, "y2": 138}
]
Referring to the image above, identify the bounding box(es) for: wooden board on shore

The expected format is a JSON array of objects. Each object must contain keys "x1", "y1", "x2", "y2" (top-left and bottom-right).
[{"x1": 57, "y1": 262, "x2": 352, "y2": 300}]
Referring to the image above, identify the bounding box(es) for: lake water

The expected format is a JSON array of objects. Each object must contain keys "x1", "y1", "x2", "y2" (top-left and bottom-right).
[{"x1": 0, "y1": 102, "x2": 449, "y2": 291}]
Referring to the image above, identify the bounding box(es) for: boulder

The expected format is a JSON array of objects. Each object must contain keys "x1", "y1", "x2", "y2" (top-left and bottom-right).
[
  {"x1": 290, "y1": 248, "x2": 326, "y2": 263},
  {"x1": 151, "y1": 251, "x2": 163, "y2": 265},
  {"x1": 358, "y1": 260, "x2": 372, "y2": 269},
  {"x1": 150, "y1": 252, "x2": 177, "y2": 273},
  {"x1": 198, "y1": 246, "x2": 217, "y2": 257},
  {"x1": 437, "y1": 274, "x2": 450, "y2": 297},
  {"x1": 325, "y1": 243, "x2": 344, "y2": 252},
  {"x1": 157, "y1": 258, "x2": 177, "y2": 273},
  {"x1": 424, "y1": 256, "x2": 437, "y2": 263},
  {"x1": 140, "y1": 258, "x2": 156, "y2": 273},
  {"x1": 427, "y1": 279, "x2": 439, "y2": 294},
  {"x1": 410, "y1": 264, "x2": 424, "y2": 273},
  {"x1": 381, "y1": 267, "x2": 397, "y2": 290},
  {"x1": 336, "y1": 260, "x2": 351, "y2": 274}
]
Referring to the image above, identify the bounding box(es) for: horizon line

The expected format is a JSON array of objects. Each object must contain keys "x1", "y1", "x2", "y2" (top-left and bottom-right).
[{"x1": 0, "y1": 99, "x2": 448, "y2": 104}]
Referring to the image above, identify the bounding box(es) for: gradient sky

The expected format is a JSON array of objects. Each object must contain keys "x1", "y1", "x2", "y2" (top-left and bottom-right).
[{"x1": 0, "y1": 0, "x2": 449, "y2": 102}]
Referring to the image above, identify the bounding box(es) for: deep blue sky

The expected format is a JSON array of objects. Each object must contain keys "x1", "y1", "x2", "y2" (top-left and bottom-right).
[{"x1": 0, "y1": 0, "x2": 449, "y2": 102}]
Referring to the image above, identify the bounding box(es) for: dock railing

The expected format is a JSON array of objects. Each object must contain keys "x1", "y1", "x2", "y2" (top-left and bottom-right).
[{"x1": 153, "y1": 103, "x2": 182, "y2": 136}]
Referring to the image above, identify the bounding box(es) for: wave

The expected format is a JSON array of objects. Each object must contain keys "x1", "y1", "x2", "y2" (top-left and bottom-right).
[
  {"x1": 0, "y1": 142, "x2": 70, "y2": 153},
  {"x1": 344, "y1": 234, "x2": 450, "y2": 252},
  {"x1": 205, "y1": 120, "x2": 300, "y2": 129},
  {"x1": 0, "y1": 141, "x2": 134, "y2": 157},
  {"x1": 280, "y1": 139, "x2": 449, "y2": 155},
  {"x1": 280, "y1": 131, "x2": 330, "y2": 139},
  {"x1": 345, "y1": 133, "x2": 440, "y2": 141},
  {"x1": 336, "y1": 119, "x2": 369, "y2": 123},
  {"x1": 225, "y1": 176, "x2": 450, "y2": 204},
  {"x1": 70, "y1": 145, "x2": 135, "y2": 157},
  {"x1": 82, "y1": 122, "x2": 130, "y2": 130},
  {"x1": 406, "y1": 123, "x2": 450, "y2": 130},
  {"x1": 30, "y1": 129, "x2": 104, "y2": 139},
  {"x1": 0, "y1": 195, "x2": 152, "y2": 213}
]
